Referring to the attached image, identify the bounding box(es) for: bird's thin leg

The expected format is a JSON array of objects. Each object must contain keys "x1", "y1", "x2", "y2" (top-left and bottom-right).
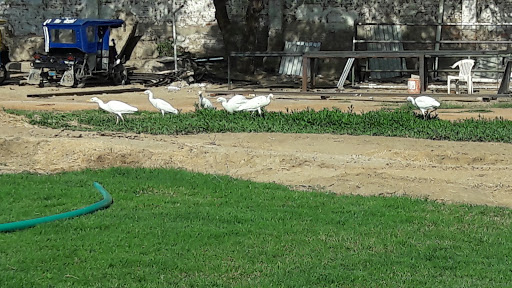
[
  {"x1": 115, "y1": 115, "x2": 119, "y2": 125},
  {"x1": 257, "y1": 108, "x2": 262, "y2": 116},
  {"x1": 119, "y1": 114, "x2": 125, "y2": 123},
  {"x1": 161, "y1": 110, "x2": 165, "y2": 117}
]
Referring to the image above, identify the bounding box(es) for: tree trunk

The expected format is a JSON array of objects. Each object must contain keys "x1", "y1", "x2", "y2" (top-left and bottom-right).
[
  {"x1": 213, "y1": 0, "x2": 270, "y2": 72},
  {"x1": 265, "y1": 0, "x2": 284, "y2": 72},
  {"x1": 242, "y1": 0, "x2": 268, "y2": 71},
  {"x1": 213, "y1": 0, "x2": 237, "y2": 57}
]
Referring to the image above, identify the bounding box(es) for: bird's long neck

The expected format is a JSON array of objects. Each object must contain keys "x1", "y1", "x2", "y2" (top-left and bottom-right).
[
  {"x1": 97, "y1": 100, "x2": 106, "y2": 109},
  {"x1": 147, "y1": 92, "x2": 154, "y2": 100}
]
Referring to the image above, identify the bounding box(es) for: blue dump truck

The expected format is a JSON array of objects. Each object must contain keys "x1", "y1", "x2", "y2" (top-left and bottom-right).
[{"x1": 28, "y1": 18, "x2": 140, "y2": 87}]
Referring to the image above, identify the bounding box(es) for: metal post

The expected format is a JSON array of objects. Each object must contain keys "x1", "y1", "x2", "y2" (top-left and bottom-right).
[
  {"x1": 228, "y1": 55, "x2": 231, "y2": 90},
  {"x1": 419, "y1": 54, "x2": 426, "y2": 93},
  {"x1": 310, "y1": 58, "x2": 316, "y2": 89},
  {"x1": 172, "y1": 0, "x2": 178, "y2": 71},
  {"x1": 434, "y1": 0, "x2": 445, "y2": 79},
  {"x1": 302, "y1": 55, "x2": 308, "y2": 92},
  {"x1": 498, "y1": 58, "x2": 511, "y2": 95},
  {"x1": 352, "y1": 23, "x2": 357, "y2": 86}
]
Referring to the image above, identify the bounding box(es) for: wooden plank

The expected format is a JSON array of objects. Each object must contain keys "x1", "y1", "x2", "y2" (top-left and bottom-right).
[
  {"x1": 368, "y1": 25, "x2": 377, "y2": 79},
  {"x1": 498, "y1": 60, "x2": 512, "y2": 94},
  {"x1": 419, "y1": 55, "x2": 426, "y2": 92},
  {"x1": 206, "y1": 89, "x2": 511, "y2": 98},
  {"x1": 337, "y1": 58, "x2": 355, "y2": 89},
  {"x1": 302, "y1": 56, "x2": 308, "y2": 91},
  {"x1": 27, "y1": 88, "x2": 147, "y2": 98}
]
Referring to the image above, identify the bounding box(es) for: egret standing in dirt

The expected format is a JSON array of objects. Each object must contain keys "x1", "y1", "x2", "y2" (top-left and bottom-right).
[
  {"x1": 217, "y1": 94, "x2": 248, "y2": 113},
  {"x1": 407, "y1": 96, "x2": 440, "y2": 119},
  {"x1": 198, "y1": 91, "x2": 214, "y2": 109},
  {"x1": 236, "y1": 93, "x2": 274, "y2": 115},
  {"x1": 89, "y1": 97, "x2": 138, "y2": 124},
  {"x1": 144, "y1": 90, "x2": 178, "y2": 116}
]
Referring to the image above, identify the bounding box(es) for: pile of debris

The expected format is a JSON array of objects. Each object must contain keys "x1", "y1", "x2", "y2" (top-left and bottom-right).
[{"x1": 129, "y1": 53, "x2": 226, "y2": 87}]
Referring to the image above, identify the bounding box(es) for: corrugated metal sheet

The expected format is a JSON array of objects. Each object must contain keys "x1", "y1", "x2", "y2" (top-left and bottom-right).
[
  {"x1": 474, "y1": 57, "x2": 500, "y2": 80},
  {"x1": 279, "y1": 41, "x2": 321, "y2": 76},
  {"x1": 364, "y1": 25, "x2": 406, "y2": 79}
]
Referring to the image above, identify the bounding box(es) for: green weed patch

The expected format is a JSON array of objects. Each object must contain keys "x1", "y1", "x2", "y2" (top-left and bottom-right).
[{"x1": 7, "y1": 106, "x2": 512, "y2": 143}]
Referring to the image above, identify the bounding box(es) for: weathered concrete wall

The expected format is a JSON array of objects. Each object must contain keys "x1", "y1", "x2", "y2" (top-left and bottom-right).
[
  {"x1": 250, "y1": 0, "x2": 512, "y2": 75},
  {"x1": 0, "y1": 0, "x2": 511, "y2": 73},
  {"x1": 275, "y1": 0, "x2": 512, "y2": 49}
]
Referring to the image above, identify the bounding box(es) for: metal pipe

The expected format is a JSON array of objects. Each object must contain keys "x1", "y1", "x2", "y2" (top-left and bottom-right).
[
  {"x1": 172, "y1": 0, "x2": 178, "y2": 72},
  {"x1": 228, "y1": 55, "x2": 231, "y2": 90}
]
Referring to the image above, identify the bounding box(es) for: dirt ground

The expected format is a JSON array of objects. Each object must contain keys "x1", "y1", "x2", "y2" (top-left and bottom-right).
[{"x1": 1, "y1": 82, "x2": 512, "y2": 208}]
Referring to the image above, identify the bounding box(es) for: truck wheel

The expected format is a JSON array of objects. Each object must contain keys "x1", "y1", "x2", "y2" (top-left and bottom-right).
[
  {"x1": 112, "y1": 64, "x2": 128, "y2": 85},
  {"x1": 73, "y1": 65, "x2": 86, "y2": 88},
  {"x1": 0, "y1": 65, "x2": 7, "y2": 85}
]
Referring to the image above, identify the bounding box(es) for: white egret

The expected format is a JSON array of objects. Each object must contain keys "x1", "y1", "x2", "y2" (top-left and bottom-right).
[
  {"x1": 89, "y1": 97, "x2": 138, "y2": 124},
  {"x1": 236, "y1": 93, "x2": 274, "y2": 115},
  {"x1": 217, "y1": 94, "x2": 248, "y2": 113},
  {"x1": 144, "y1": 90, "x2": 178, "y2": 116},
  {"x1": 407, "y1": 96, "x2": 440, "y2": 119},
  {"x1": 198, "y1": 91, "x2": 214, "y2": 109}
]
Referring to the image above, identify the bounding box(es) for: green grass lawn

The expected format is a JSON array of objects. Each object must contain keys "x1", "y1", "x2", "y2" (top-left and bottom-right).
[{"x1": 1, "y1": 168, "x2": 511, "y2": 287}]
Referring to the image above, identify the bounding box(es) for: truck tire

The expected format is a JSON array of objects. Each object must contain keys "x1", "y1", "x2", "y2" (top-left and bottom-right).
[
  {"x1": 73, "y1": 65, "x2": 87, "y2": 88},
  {"x1": 0, "y1": 65, "x2": 7, "y2": 85},
  {"x1": 112, "y1": 64, "x2": 128, "y2": 85}
]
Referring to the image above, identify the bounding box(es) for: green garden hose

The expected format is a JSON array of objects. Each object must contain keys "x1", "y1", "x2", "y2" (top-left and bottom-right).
[{"x1": 0, "y1": 182, "x2": 113, "y2": 232}]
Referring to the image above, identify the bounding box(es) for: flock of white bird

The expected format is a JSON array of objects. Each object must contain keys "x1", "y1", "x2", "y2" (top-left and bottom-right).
[
  {"x1": 89, "y1": 90, "x2": 440, "y2": 124},
  {"x1": 88, "y1": 89, "x2": 275, "y2": 124}
]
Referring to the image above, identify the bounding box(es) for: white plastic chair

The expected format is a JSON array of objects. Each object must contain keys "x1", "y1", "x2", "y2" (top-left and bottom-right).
[{"x1": 447, "y1": 59, "x2": 475, "y2": 94}]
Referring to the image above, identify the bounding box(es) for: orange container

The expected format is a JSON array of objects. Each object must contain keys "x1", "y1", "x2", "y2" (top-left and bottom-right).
[{"x1": 407, "y1": 78, "x2": 420, "y2": 94}]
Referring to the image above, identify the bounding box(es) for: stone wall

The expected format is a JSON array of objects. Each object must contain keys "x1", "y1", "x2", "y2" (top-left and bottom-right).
[
  {"x1": 0, "y1": 0, "x2": 511, "y2": 71},
  {"x1": 271, "y1": 0, "x2": 512, "y2": 50}
]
